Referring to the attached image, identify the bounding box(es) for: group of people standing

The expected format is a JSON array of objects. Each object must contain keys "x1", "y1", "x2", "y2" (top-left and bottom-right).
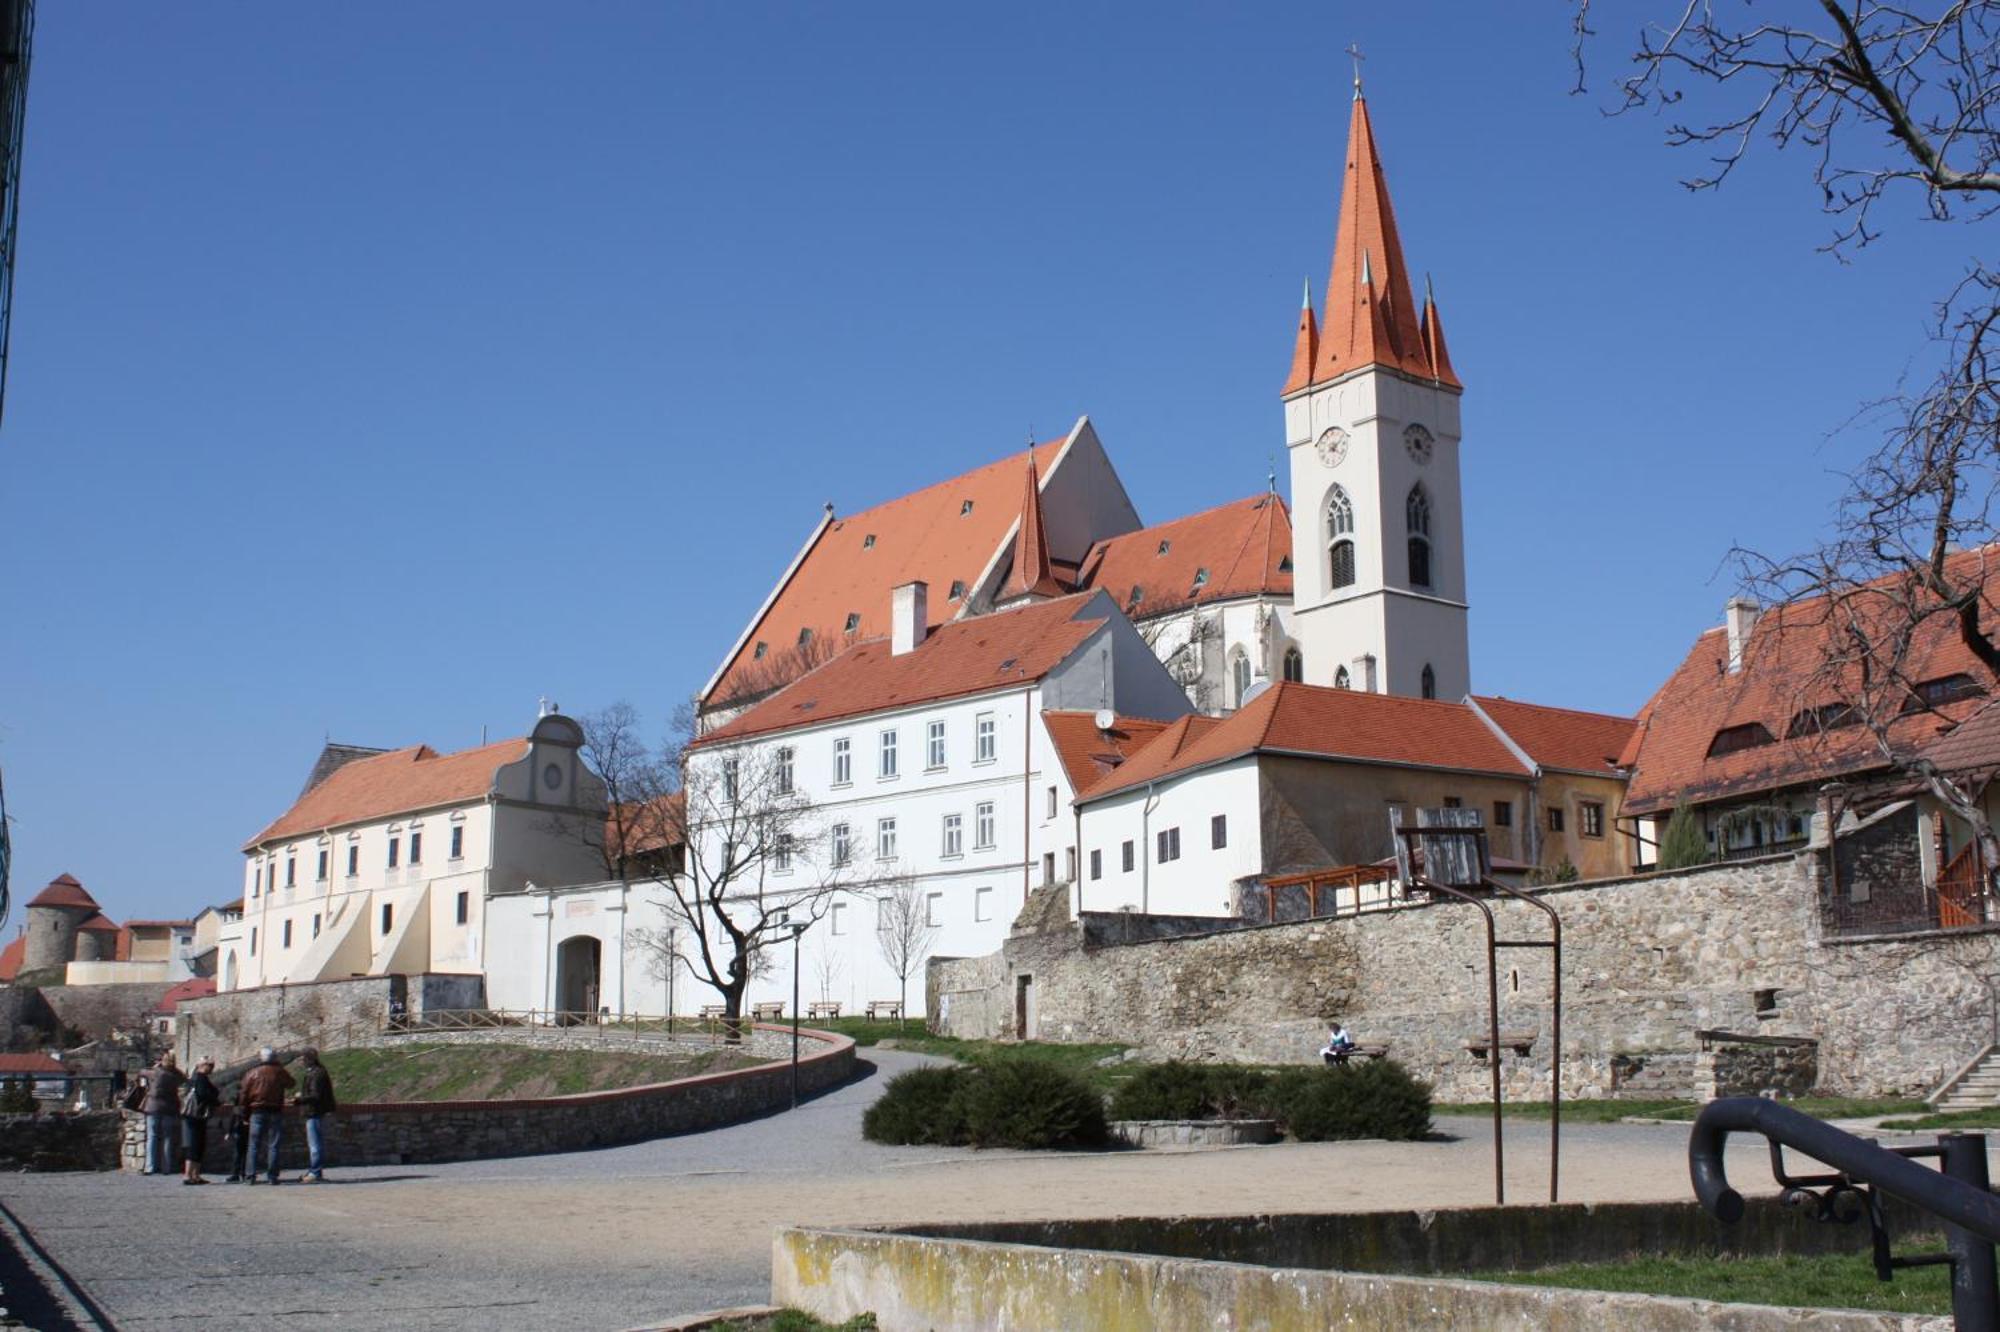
[{"x1": 131, "y1": 1046, "x2": 337, "y2": 1185}]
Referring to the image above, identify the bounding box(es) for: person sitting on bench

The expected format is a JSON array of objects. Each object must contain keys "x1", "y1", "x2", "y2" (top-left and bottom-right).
[{"x1": 1320, "y1": 1022, "x2": 1357, "y2": 1066}]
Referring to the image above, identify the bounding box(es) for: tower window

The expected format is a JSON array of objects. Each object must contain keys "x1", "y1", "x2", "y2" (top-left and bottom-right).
[
  {"x1": 1421, "y1": 664, "x2": 1437, "y2": 700},
  {"x1": 1407, "y1": 484, "x2": 1433, "y2": 589},
  {"x1": 1231, "y1": 651, "x2": 1252, "y2": 707},
  {"x1": 1327, "y1": 485, "x2": 1356, "y2": 590},
  {"x1": 1282, "y1": 647, "x2": 1303, "y2": 683}
]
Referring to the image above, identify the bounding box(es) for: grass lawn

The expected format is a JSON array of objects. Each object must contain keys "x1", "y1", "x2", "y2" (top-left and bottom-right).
[
  {"x1": 1470, "y1": 1244, "x2": 1951, "y2": 1316},
  {"x1": 1878, "y1": 1106, "x2": 2000, "y2": 1131},
  {"x1": 321, "y1": 1042, "x2": 768, "y2": 1102},
  {"x1": 818, "y1": 1018, "x2": 1136, "y2": 1094},
  {"x1": 1433, "y1": 1096, "x2": 1928, "y2": 1124}
]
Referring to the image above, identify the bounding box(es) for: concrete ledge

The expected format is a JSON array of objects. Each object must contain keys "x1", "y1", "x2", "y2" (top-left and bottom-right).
[{"x1": 1109, "y1": 1118, "x2": 1277, "y2": 1148}]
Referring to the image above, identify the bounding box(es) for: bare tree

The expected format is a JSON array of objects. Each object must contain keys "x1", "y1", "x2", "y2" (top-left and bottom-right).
[
  {"x1": 1139, "y1": 609, "x2": 1221, "y2": 712},
  {"x1": 810, "y1": 939, "x2": 845, "y2": 1008},
  {"x1": 873, "y1": 880, "x2": 940, "y2": 1030},
  {"x1": 624, "y1": 922, "x2": 681, "y2": 1017}
]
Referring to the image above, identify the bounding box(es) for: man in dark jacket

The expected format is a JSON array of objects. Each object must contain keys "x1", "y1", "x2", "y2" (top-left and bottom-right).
[
  {"x1": 238, "y1": 1046, "x2": 294, "y2": 1185},
  {"x1": 293, "y1": 1049, "x2": 336, "y2": 1183}
]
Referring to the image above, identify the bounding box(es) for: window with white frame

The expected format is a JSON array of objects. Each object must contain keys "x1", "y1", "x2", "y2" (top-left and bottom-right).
[
  {"x1": 346, "y1": 845, "x2": 358, "y2": 877},
  {"x1": 876, "y1": 897, "x2": 893, "y2": 933},
  {"x1": 830, "y1": 902, "x2": 847, "y2": 936},
  {"x1": 832, "y1": 736, "x2": 851, "y2": 785},
  {"x1": 1045, "y1": 785, "x2": 1057, "y2": 819},
  {"x1": 879, "y1": 729, "x2": 898, "y2": 779},
  {"x1": 1090, "y1": 849, "x2": 1102, "y2": 880},
  {"x1": 775, "y1": 833, "x2": 794, "y2": 873},
  {"x1": 1211, "y1": 815, "x2": 1227, "y2": 849},
  {"x1": 877, "y1": 817, "x2": 898, "y2": 859},
  {"x1": 282, "y1": 920, "x2": 292, "y2": 949},
  {"x1": 776, "y1": 746, "x2": 795, "y2": 794},
  {"x1": 1157, "y1": 827, "x2": 1181, "y2": 862},
  {"x1": 286, "y1": 854, "x2": 296, "y2": 887},
  {"x1": 927, "y1": 719, "x2": 947, "y2": 770},
  {"x1": 942, "y1": 813, "x2": 963, "y2": 857},
  {"x1": 387, "y1": 837, "x2": 400, "y2": 869},
  {"x1": 315, "y1": 850, "x2": 327, "y2": 881},
  {"x1": 926, "y1": 892, "x2": 944, "y2": 927},
  {"x1": 831, "y1": 822, "x2": 851, "y2": 866},
  {"x1": 409, "y1": 831, "x2": 422, "y2": 865},
  {"x1": 450, "y1": 825, "x2": 464, "y2": 859},
  {"x1": 975, "y1": 712, "x2": 996, "y2": 763},
  {"x1": 974, "y1": 801, "x2": 996, "y2": 849},
  {"x1": 1064, "y1": 847, "x2": 1076, "y2": 881},
  {"x1": 974, "y1": 886, "x2": 992, "y2": 921},
  {"x1": 1122, "y1": 840, "x2": 1135, "y2": 872},
  {"x1": 723, "y1": 758, "x2": 740, "y2": 804}
]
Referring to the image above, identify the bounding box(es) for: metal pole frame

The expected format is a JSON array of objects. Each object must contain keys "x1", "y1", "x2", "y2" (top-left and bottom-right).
[{"x1": 790, "y1": 922, "x2": 803, "y2": 1110}]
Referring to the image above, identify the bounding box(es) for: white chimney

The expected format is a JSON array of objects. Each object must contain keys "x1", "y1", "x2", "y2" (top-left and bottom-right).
[
  {"x1": 1724, "y1": 596, "x2": 1760, "y2": 674},
  {"x1": 892, "y1": 581, "x2": 929, "y2": 656},
  {"x1": 1352, "y1": 653, "x2": 1379, "y2": 694}
]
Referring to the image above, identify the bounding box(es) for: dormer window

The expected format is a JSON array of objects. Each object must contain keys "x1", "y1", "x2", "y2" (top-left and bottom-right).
[
  {"x1": 752, "y1": 641, "x2": 768, "y2": 660},
  {"x1": 1907, "y1": 674, "x2": 1984, "y2": 710},
  {"x1": 797, "y1": 627, "x2": 814, "y2": 647},
  {"x1": 1707, "y1": 722, "x2": 1777, "y2": 757},
  {"x1": 948, "y1": 580, "x2": 966, "y2": 599},
  {"x1": 862, "y1": 534, "x2": 877, "y2": 549},
  {"x1": 1192, "y1": 567, "x2": 1210, "y2": 590},
  {"x1": 1786, "y1": 702, "x2": 1860, "y2": 738},
  {"x1": 1278, "y1": 556, "x2": 1293, "y2": 573},
  {"x1": 1128, "y1": 585, "x2": 1144, "y2": 607},
  {"x1": 1157, "y1": 540, "x2": 1171, "y2": 556},
  {"x1": 844, "y1": 612, "x2": 861, "y2": 633},
  {"x1": 960, "y1": 500, "x2": 974, "y2": 516}
]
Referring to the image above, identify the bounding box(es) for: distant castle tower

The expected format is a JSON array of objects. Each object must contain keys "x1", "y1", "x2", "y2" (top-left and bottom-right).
[
  {"x1": 1283, "y1": 83, "x2": 1469, "y2": 701},
  {"x1": 22, "y1": 873, "x2": 100, "y2": 973}
]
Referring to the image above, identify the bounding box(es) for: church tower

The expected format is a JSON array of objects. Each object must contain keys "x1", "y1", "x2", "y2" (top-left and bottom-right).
[{"x1": 1283, "y1": 84, "x2": 1468, "y2": 700}]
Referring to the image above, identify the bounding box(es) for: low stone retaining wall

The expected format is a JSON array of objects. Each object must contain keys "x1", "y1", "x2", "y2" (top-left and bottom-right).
[
  {"x1": 1109, "y1": 1118, "x2": 1277, "y2": 1148},
  {"x1": 0, "y1": 1111, "x2": 122, "y2": 1171},
  {"x1": 122, "y1": 1024, "x2": 855, "y2": 1171},
  {"x1": 350, "y1": 1024, "x2": 802, "y2": 1061}
]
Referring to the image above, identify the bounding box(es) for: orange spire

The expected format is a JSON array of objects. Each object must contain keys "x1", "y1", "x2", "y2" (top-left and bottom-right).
[
  {"x1": 1282, "y1": 279, "x2": 1319, "y2": 395},
  {"x1": 1420, "y1": 274, "x2": 1457, "y2": 386},
  {"x1": 1298, "y1": 94, "x2": 1460, "y2": 392},
  {"x1": 1004, "y1": 456, "x2": 1065, "y2": 601}
]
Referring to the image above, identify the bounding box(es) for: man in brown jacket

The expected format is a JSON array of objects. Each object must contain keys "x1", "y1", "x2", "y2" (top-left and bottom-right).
[{"x1": 238, "y1": 1046, "x2": 294, "y2": 1185}]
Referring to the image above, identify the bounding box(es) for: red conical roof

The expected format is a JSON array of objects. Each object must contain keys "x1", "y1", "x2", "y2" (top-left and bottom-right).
[
  {"x1": 1282, "y1": 281, "x2": 1320, "y2": 396},
  {"x1": 76, "y1": 913, "x2": 119, "y2": 933},
  {"x1": 27, "y1": 873, "x2": 99, "y2": 911},
  {"x1": 1295, "y1": 95, "x2": 1460, "y2": 393},
  {"x1": 1003, "y1": 457, "x2": 1066, "y2": 601}
]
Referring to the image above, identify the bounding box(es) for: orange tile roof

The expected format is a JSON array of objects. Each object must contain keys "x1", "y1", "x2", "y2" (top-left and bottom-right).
[
  {"x1": 0, "y1": 935, "x2": 23, "y2": 982},
  {"x1": 1470, "y1": 696, "x2": 1638, "y2": 777},
  {"x1": 1923, "y1": 697, "x2": 2000, "y2": 774},
  {"x1": 1622, "y1": 556, "x2": 2000, "y2": 816},
  {"x1": 0, "y1": 1053, "x2": 64, "y2": 1075},
  {"x1": 26, "y1": 873, "x2": 98, "y2": 911},
  {"x1": 1300, "y1": 95, "x2": 1460, "y2": 393},
  {"x1": 1043, "y1": 711, "x2": 1176, "y2": 793},
  {"x1": 695, "y1": 593, "x2": 1119, "y2": 747},
  {"x1": 246, "y1": 736, "x2": 528, "y2": 849},
  {"x1": 608, "y1": 791, "x2": 686, "y2": 859},
  {"x1": 1079, "y1": 682, "x2": 1528, "y2": 803},
  {"x1": 1076, "y1": 493, "x2": 1291, "y2": 616},
  {"x1": 1002, "y1": 457, "x2": 1067, "y2": 600},
  {"x1": 154, "y1": 977, "x2": 216, "y2": 1014},
  {"x1": 76, "y1": 913, "x2": 118, "y2": 933},
  {"x1": 704, "y1": 437, "x2": 1070, "y2": 710}
]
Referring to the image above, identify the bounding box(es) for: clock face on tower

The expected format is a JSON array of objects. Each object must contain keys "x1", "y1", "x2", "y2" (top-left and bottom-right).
[
  {"x1": 1315, "y1": 426, "x2": 1349, "y2": 468},
  {"x1": 1403, "y1": 423, "x2": 1435, "y2": 466}
]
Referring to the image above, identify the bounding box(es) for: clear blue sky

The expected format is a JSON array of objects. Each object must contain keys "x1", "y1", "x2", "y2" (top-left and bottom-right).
[{"x1": 0, "y1": 5, "x2": 1969, "y2": 923}]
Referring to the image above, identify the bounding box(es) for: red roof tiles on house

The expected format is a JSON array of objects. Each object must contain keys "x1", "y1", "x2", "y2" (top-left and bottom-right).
[
  {"x1": 1043, "y1": 711, "x2": 1176, "y2": 793},
  {"x1": 1470, "y1": 696, "x2": 1638, "y2": 777},
  {"x1": 0, "y1": 1053, "x2": 65, "y2": 1076},
  {"x1": 26, "y1": 874, "x2": 98, "y2": 911},
  {"x1": 1079, "y1": 682, "x2": 1528, "y2": 803},
  {"x1": 76, "y1": 914, "x2": 118, "y2": 934},
  {"x1": 1922, "y1": 697, "x2": 2000, "y2": 775},
  {"x1": 0, "y1": 936, "x2": 23, "y2": 983},
  {"x1": 247, "y1": 737, "x2": 529, "y2": 849},
  {"x1": 153, "y1": 977, "x2": 216, "y2": 1014},
  {"x1": 695, "y1": 593, "x2": 1119, "y2": 747},
  {"x1": 1003, "y1": 457, "x2": 1067, "y2": 601},
  {"x1": 1075, "y1": 494, "x2": 1292, "y2": 616}
]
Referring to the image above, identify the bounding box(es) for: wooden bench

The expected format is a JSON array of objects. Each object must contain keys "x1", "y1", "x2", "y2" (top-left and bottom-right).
[
  {"x1": 807, "y1": 1000, "x2": 843, "y2": 1020},
  {"x1": 866, "y1": 999, "x2": 905, "y2": 1021},
  {"x1": 1324, "y1": 1043, "x2": 1389, "y2": 1064},
  {"x1": 752, "y1": 1001, "x2": 786, "y2": 1021},
  {"x1": 1463, "y1": 1030, "x2": 1538, "y2": 1058},
  {"x1": 699, "y1": 1004, "x2": 727, "y2": 1021}
]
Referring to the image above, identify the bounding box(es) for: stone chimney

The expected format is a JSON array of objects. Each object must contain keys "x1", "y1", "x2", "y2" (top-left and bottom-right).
[
  {"x1": 1724, "y1": 596, "x2": 1760, "y2": 674},
  {"x1": 1352, "y1": 652, "x2": 1379, "y2": 694},
  {"x1": 892, "y1": 581, "x2": 929, "y2": 656}
]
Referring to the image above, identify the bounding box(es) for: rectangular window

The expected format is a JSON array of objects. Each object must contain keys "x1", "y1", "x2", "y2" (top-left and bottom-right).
[
  {"x1": 876, "y1": 898, "x2": 893, "y2": 934},
  {"x1": 776, "y1": 746, "x2": 794, "y2": 794},
  {"x1": 879, "y1": 729, "x2": 899, "y2": 778},
  {"x1": 974, "y1": 801, "x2": 996, "y2": 849},
  {"x1": 1122, "y1": 840, "x2": 1135, "y2": 872},
  {"x1": 1064, "y1": 847, "x2": 1076, "y2": 881},
  {"x1": 250, "y1": 927, "x2": 257, "y2": 955},
  {"x1": 877, "y1": 817, "x2": 898, "y2": 860},
  {"x1": 1548, "y1": 807, "x2": 1566, "y2": 833},
  {"x1": 450, "y1": 825, "x2": 464, "y2": 859},
  {"x1": 311, "y1": 913, "x2": 321, "y2": 939},
  {"x1": 830, "y1": 902, "x2": 847, "y2": 936},
  {"x1": 1494, "y1": 801, "x2": 1513, "y2": 828},
  {"x1": 832, "y1": 822, "x2": 851, "y2": 866},
  {"x1": 1157, "y1": 827, "x2": 1182, "y2": 863},
  {"x1": 926, "y1": 892, "x2": 944, "y2": 927},
  {"x1": 387, "y1": 837, "x2": 400, "y2": 869},
  {"x1": 832, "y1": 737, "x2": 852, "y2": 785},
  {"x1": 1581, "y1": 801, "x2": 1606, "y2": 838},
  {"x1": 252, "y1": 866, "x2": 261, "y2": 898},
  {"x1": 1046, "y1": 785, "x2": 1058, "y2": 819},
  {"x1": 975, "y1": 712, "x2": 997, "y2": 763},
  {"x1": 380, "y1": 903, "x2": 394, "y2": 935},
  {"x1": 942, "y1": 813, "x2": 963, "y2": 857},
  {"x1": 775, "y1": 834, "x2": 794, "y2": 872},
  {"x1": 1090, "y1": 849, "x2": 1102, "y2": 880},
  {"x1": 285, "y1": 856, "x2": 296, "y2": 887},
  {"x1": 409, "y1": 831, "x2": 422, "y2": 865},
  {"x1": 723, "y1": 758, "x2": 740, "y2": 804},
  {"x1": 1211, "y1": 815, "x2": 1227, "y2": 849},
  {"x1": 974, "y1": 886, "x2": 992, "y2": 921},
  {"x1": 316, "y1": 850, "x2": 328, "y2": 881},
  {"x1": 282, "y1": 920, "x2": 292, "y2": 949},
  {"x1": 455, "y1": 891, "x2": 469, "y2": 925},
  {"x1": 927, "y1": 720, "x2": 947, "y2": 770},
  {"x1": 346, "y1": 845, "x2": 358, "y2": 877},
  {"x1": 1042, "y1": 852, "x2": 1055, "y2": 885}
]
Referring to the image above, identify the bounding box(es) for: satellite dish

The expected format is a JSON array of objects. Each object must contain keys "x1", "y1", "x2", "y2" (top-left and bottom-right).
[{"x1": 1093, "y1": 708, "x2": 1116, "y2": 731}]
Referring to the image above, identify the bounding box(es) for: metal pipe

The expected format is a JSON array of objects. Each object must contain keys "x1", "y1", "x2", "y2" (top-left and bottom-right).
[{"x1": 1419, "y1": 874, "x2": 1504, "y2": 1205}]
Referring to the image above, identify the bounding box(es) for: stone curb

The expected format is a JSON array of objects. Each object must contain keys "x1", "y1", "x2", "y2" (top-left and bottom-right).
[{"x1": 624, "y1": 1303, "x2": 783, "y2": 1331}]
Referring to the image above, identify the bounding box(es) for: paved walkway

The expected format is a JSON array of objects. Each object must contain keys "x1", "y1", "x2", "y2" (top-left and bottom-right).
[{"x1": 0, "y1": 1054, "x2": 1810, "y2": 1331}]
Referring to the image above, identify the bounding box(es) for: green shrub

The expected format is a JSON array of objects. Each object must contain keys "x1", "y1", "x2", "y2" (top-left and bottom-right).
[
  {"x1": 1658, "y1": 799, "x2": 1709, "y2": 871},
  {"x1": 1270, "y1": 1060, "x2": 1432, "y2": 1142},
  {"x1": 1205, "y1": 1065, "x2": 1275, "y2": 1118},
  {"x1": 956, "y1": 1061, "x2": 1108, "y2": 1149},
  {"x1": 0, "y1": 1079, "x2": 35, "y2": 1115},
  {"x1": 1108, "y1": 1061, "x2": 1215, "y2": 1121},
  {"x1": 861, "y1": 1065, "x2": 972, "y2": 1145}
]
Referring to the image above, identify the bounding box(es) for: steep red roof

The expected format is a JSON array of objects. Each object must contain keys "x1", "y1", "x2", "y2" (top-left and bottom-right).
[
  {"x1": 246, "y1": 737, "x2": 528, "y2": 849},
  {"x1": 1002, "y1": 458, "x2": 1067, "y2": 601},
  {"x1": 1043, "y1": 711, "x2": 1176, "y2": 793},
  {"x1": 26, "y1": 873, "x2": 98, "y2": 911},
  {"x1": 0, "y1": 936, "x2": 23, "y2": 982},
  {"x1": 1471, "y1": 697, "x2": 1638, "y2": 777},
  {"x1": 695, "y1": 593, "x2": 1118, "y2": 747},
  {"x1": 1622, "y1": 558, "x2": 2000, "y2": 816},
  {"x1": 76, "y1": 913, "x2": 118, "y2": 934},
  {"x1": 704, "y1": 437, "x2": 1070, "y2": 709},
  {"x1": 1076, "y1": 494, "x2": 1291, "y2": 617},
  {"x1": 0, "y1": 1053, "x2": 64, "y2": 1076},
  {"x1": 1079, "y1": 682, "x2": 1527, "y2": 803},
  {"x1": 1923, "y1": 697, "x2": 2000, "y2": 775},
  {"x1": 1299, "y1": 94, "x2": 1460, "y2": 393},
  {"x1": 153, "y1": 977, "x2": 216, "y2": 1014}
]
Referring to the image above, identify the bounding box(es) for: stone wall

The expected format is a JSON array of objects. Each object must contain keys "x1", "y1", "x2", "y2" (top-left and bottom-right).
[
  {"x1": 126, "y1": 1025, "x2": 855, "y2": 1170},
  {"x1": 929, "y1": 854, "x2": 2000, "y2": 1100},
  {"x1": 176, "y1": 972, "x2": 485, "y2": 1066},
  {"x1": 0, "y1": 1111, "x2": 122, "y2": 1171},
  {"x1": 34, "y1": 983, "x2": 176, "y2": 1044}
]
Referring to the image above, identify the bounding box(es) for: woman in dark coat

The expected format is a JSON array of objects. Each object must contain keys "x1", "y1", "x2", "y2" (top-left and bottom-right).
[
  {"x1": 179, "y1": 1057, "x2": 220, "y2": 1184},
  {"x1": 138, "y1": 1052, "x2": 185, "y2": 1176}
]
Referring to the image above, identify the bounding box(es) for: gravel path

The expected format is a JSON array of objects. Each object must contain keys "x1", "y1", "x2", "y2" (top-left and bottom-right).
[{"x1": 0, "y1": 1053, "x2": 1800, "y2": 1331}]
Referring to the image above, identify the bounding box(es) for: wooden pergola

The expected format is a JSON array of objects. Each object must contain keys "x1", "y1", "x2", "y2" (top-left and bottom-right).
[{"x1": 1254, "y1": 863, "x2": 1395, "y2": 922}]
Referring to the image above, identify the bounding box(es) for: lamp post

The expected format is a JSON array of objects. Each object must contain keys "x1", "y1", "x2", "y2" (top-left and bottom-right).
[
  {"x1": 786, "y1": 918, "x2": 809, "y2": 1109},
  {"x1": 665, "y1": 925, "x2": 678, "y2": 1034}
]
